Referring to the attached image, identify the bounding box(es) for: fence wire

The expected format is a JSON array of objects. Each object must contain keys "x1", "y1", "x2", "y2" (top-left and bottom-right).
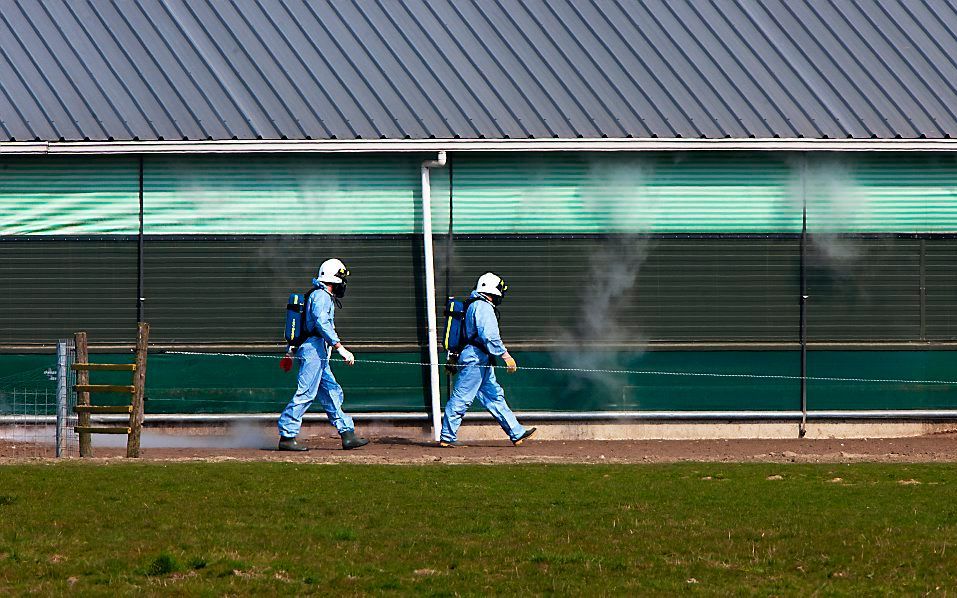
[
  {"x1": 0, "y1": 341, "x2": 78, "y2": 458},
  {"x1": 0, "y1": 388, "x2": 60, "y2": 458},
  {"x1": 166, "y1": 351, "x2": 957, "y2": 387}
]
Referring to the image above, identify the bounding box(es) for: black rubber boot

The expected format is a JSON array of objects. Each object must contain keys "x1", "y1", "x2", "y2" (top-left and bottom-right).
[
  {"x1": 512, "y1": 427, "x2": 537, "y2": 446},
  {"x1": 278, "y1": 436, "x2": 309, "y2": 452},
  {"x1": 438, "y1": 440, "x2": 468, "y2": 448},
  {"x1": 340, "y1": 430, "x2": 369, "y2": 450}
]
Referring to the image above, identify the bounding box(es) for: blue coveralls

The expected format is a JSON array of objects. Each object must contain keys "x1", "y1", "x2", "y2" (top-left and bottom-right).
[
  {"x1": 440, "y1": 291, "x2": 527, "y2": 443},
  {"x1": 278, "y1": 280, "x2": 354, "y2": 438}
]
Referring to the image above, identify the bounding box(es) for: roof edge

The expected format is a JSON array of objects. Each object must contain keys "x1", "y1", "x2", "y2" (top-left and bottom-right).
[{"x1": 3, "y1": 138, "x2": 957, "y2": 155}]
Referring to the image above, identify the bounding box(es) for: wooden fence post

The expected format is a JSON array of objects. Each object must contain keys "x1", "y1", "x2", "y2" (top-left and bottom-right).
[
  {"x1": 74, "y1": 331, "x2": 92, "y2": 457},
  {"x1": 127, "y1": 322, "x2": 149, "y2": 458}
]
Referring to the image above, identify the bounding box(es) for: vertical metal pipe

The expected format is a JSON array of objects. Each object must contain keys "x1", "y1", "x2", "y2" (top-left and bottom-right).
[
  {"x1": 422, "y1": 151, "x2": 447, "y2": 441},
  {"x1": 799, "y1": 156, "x2": 808, "y2": 438},
  {"x1": 445, "y1": 156, "x2": 454, "y2": 406},
  {"x1": 137, "y1": 155, "x2": 145, "y2": 324},
  {"x1": 445, "y1": 156, "x2": 454, "y2": 307},
  {"x1": 55, "y1": 340, "x2": 67, "y2": 458}
]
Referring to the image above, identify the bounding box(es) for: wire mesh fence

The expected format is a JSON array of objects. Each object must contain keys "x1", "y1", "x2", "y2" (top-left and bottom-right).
[{"x1": 0, "y1": 341, "x2": 77, "y2": 458}]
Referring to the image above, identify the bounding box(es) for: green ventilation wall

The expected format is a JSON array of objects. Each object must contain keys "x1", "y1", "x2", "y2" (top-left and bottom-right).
[
  {"x1": 0, "y1": 240, "x2": 138, "y2": 343},
  {"x1": 0, "y1": 156, "x2": 139, "y2": 234},
  {"x1": 144, "y1": 154, "x2": 439, "y2": 234},
  {"x1": 443, "y1": 237, "x2": 801, "y2": 342},
  {"x1": 6, "y1": 350, "x2": 957, "y2": 414},
  {"x1": 3, "y1": 236, "x2": 955, "y2": 346},
  {"x1": 451, "y1": 153, "x2": 957, "y2": 234},
  {"x1": 451, "y1": 153, "x2": 800, "y2": 233},
  {"x1": 142, "y1": 237, "x2": 427, "y2": 345},
  {"x1": 4, "y1": 152, "x2": 957, "y2": 414},
  {"x1": 4, "y1": 153, "x2": 957, "y2": 236},
  {"x1": 4, "y1": 151, "x2": 957, "y2": 345},
  {"x1": 0, "y1": 154, "x2": 449, "y2": 236},
  {"x1": 804, "y1": 154, "x2": 957, "y2": 233}
]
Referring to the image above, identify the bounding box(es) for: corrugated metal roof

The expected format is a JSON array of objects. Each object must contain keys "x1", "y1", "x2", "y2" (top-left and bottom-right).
[{"x1": 1, "y1": 0, "x2": 956, "y2": 142}]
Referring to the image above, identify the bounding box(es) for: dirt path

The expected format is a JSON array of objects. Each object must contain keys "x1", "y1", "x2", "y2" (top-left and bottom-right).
[{"x1": 6, "y1": 433, "x2": 957, "y2": 464}]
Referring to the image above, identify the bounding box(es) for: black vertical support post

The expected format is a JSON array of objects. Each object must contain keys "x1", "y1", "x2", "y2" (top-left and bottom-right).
[
  {"x1": 799, "y1": 156, "x2": 808, "y2": 438},
  {"x1": 919, "y1": 238, "x2": 927, "y2": 341},
  {"x1": 137, "y1": 155, "x2": 145, "y2": 325}
]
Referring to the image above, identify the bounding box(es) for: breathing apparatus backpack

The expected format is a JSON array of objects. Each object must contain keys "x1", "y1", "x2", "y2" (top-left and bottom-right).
[
  {"x1": 443, "y1": 296, "x2": 495, "y2": 373},
  {"x1": 283, "y1": 288, "x2": 318, "y2": 349}
]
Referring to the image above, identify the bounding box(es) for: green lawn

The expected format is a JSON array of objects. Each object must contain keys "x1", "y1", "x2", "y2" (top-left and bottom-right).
[{"x1": 0, "y1": 463, "x2": 955, "y2": 595}]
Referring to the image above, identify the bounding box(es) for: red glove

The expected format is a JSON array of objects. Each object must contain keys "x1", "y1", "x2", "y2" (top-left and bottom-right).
[{"x1": 280, "y1": 355, "x2": 294, "y2": 373}]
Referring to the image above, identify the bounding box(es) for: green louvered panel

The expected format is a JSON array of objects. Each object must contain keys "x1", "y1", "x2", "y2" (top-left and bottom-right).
[
  {"x1": 805, "y1": 154, "x2": 957, "y2": 233},
  {"x1": 3, "y1": 153, "x2": 955, "y2": 237},
  {"x1": 0, "y1": 156, "x2": 139, "y2": 234},
  {"x1": 443, "y1": 237, "x2": 799, "y2": 343},
  {"x1": 430, "y1": 164, "x2": 452, "y2": 233},
  {"x1": 806, "y1": 237, "x2": 921, "y2": 340},
  {"x1": 143, "y1": 154, "x2": 447, "y2": 234},
  {"x1": 451, "y1": 153, "x2": 800, "y2": 233},
  {"x1": 635, "y1": 238, "x2": 800, "y2": 341},
  {"x1": 143, "y1": 237, "x2": 425, "y2": 344},
  {"x1": 453, "y1": 153, "x2": 957, "y2": 234},
  {"x1": 445, "y1": 236, "x2": 930, "y2": 344},
  {"x1": 925, "y1": 238, "x2": 957, "y2": 340},
  {"x1": 0, "y1": 239, "x2": 138, "y2": 344}
]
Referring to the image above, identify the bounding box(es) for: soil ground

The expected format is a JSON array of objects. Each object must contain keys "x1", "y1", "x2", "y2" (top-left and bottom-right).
[{"x1": 6, "y1": 431, "x2": 957, "y2": 463}]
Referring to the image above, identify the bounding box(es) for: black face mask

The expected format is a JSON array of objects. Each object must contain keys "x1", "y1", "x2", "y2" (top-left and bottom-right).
[
  {"x1": 489, "y1": 294, "x2": 503, "y2": 306},
  {"x1": 332, "y1": 282, "x2": 347, "y2": 299}
]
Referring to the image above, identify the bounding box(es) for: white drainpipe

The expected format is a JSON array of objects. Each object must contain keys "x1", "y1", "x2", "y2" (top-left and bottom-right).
[{"x1": 421, "y1": 151, "x2": 447, "y2": 441}]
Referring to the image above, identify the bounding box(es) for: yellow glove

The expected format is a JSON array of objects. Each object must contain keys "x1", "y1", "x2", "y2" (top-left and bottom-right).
[{"x1": 503, "y1": 353, "x2": 518, "y2": 374}]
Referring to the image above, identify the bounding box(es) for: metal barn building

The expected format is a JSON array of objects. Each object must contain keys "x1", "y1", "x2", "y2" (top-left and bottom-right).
[{"x1": 3, "y1": 0, "x2": 957, "y2": 434}]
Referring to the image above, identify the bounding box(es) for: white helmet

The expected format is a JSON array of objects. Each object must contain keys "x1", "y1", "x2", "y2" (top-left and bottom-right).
[
  {"x1": 317, "y1": 258, "x2": 350, "y2": 284},
  {"x1": 475, "y1": 272, "x2": 508, "y2": 297}
]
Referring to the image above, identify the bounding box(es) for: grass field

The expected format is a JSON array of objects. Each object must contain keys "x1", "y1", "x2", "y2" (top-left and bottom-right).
[{"x1": 1, "y1": 462, "x2": 955, "y2": 595}]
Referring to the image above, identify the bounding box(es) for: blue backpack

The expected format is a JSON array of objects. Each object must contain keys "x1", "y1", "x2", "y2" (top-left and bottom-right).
[
  {"x1": 283, "y1": 288, "x2": 318, "y2": 348},
  {"x1": 443, "y1": 296, "x2": 493, "y2": 371}
]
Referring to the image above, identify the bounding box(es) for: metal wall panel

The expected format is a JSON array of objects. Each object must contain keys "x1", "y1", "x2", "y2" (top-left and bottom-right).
[
  {"x1": 0, "y1": 236, "x2": 934, "y2": 348},
  {"x1": 3, "y1": 153, "x2": 955, "y2": 237},
  {"x1": 9, "y1": 347, "x2": 957, "y2": 413},
  {"x1": 444, "y1": 236, "x2": 800, "y2": 343},
  {"x1": 453, "y1": 153, "x2": 957, "y2": 234},
  {"x1": 806, "y1": 154, "x2": 957, "y2": 233},
  {"x1": 807, "y1": 350, "x2": 957, "y2": 410},
  {"x1": 451, "y1": 153, "x2": 800, "y2": 233},
  {"x1": 925, "y1": 238, "x2": 957, "y2": 340},
  {"x1": 635, "y1": 238, "x2": 800, "y2": 341},
  {"x1": 0, "y1": 239, "x2": 137, "y2": 343},
  {"x1": 806, "y1": 237, "x2": 921, "y2": 340},
  {"x1": 143, "y1": 154, "x2": 440, "y2": 234},
  {"x1": 450, "y1": 236, "x2": 930, "y2": 344},
  {"x1": 142, "y1": 237, "x2": 425, "y2": 345},
  {"x1": 1, "y1": 153, "x2": 956, "y2": 350},
  {"x1": 0, "y1": 156, "x2": 138, "y2": 234}
]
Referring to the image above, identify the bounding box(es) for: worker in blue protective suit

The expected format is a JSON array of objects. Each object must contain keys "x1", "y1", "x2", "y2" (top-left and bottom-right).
[
  {"x1": 439, "y1": 272, "x2": 536, "y2": 447},
  {"x1": 277, "y1": 258, "x2": 369, "y2": 451}
]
